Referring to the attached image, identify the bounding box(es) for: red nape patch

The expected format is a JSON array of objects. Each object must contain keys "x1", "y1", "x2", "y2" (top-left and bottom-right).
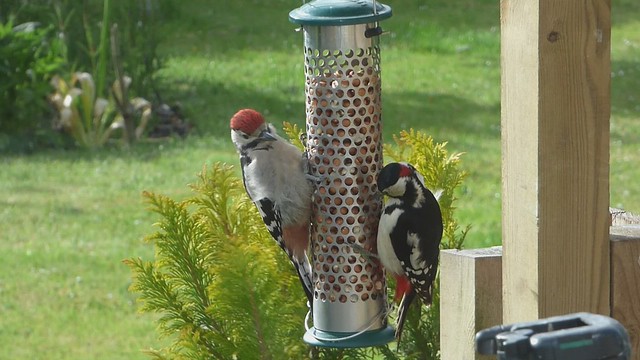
[
  {"x1": 230, "y1": 109, "x2": 264, "y2": 134},
  {"x1": 399, "y1": 164, "x2": 413, "y2": 178},
  {"x1": 394, "y1": 275, "x2": 412, "y2": 303}
]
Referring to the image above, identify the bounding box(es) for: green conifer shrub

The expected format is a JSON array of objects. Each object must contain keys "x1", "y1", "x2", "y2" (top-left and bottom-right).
[
  {"x1": 125, "y1": 164, "x2": 310, "y2": 359},
  {"x1": 127, "y1": 128, "x2": 468, "y2": 359}
]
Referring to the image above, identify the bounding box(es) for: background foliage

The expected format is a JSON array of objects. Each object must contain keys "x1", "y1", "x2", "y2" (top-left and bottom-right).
[
  {"x1": 0, "y1": 0, "x2": 173, "y2": 150},
  {"x1": 0, "y1": 0, "x2": 172, "y2": 96},
  {"x1": 0, "y1": 20, "x2": 65, "y2": 150}
]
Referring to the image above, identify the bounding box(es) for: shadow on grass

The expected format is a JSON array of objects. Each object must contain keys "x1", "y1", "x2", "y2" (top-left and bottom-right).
[
  {"x1": 163, "y1": 0, "x2": 638, "y2": 56},
  {"x1": 383, "y1": 91, "x2": 500, "y2": 141},
  {"x1": 158, "y1": 76, "x2": 303, "y2": 135},
  {"x1": 160, "y1": 0, "x2": 503, "y2": 55},
  {"x1": 159, "y1": 73, "x2": 500, "y2": 144}
]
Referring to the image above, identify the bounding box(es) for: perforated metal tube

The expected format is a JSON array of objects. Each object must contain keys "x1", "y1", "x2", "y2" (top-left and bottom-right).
[{"x1": 304, "y1": 23, "x2": 387, "y2": 333}]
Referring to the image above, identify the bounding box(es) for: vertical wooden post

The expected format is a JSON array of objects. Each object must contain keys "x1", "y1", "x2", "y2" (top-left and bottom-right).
[
  {"x1": 501, "y1": 0, "x2": 611, "y2": 323},
  {"x1": 440, "y1": 247, "x2": 503, "y2": 360}
]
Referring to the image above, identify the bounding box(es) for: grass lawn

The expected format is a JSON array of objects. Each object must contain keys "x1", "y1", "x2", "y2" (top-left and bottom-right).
[
  {"x1": 0, "y1": 140, "x2": 234, "y2": 359},
  {"x1": 1, "y1": 0, "x2": 638, "y2": 358}
]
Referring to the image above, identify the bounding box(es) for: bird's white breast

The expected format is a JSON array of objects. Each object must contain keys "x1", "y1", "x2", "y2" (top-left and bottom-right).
[
  {"x1": 377, "y1": 205, "x2": 405, "y2": 276},
  {"x1": 244, "y1": 139, "x2": 312, "y2": 226}
]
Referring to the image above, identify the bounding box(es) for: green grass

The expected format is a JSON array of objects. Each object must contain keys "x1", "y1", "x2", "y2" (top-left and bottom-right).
[
  {"x1": 1, "y1": 0, "x2": 639, "y2": 358},
  {"x1": 0, "y1": 139, "x2": 234, "y2": 359}
]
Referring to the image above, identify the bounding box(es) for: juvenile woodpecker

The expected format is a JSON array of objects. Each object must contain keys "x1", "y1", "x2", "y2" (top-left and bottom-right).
[
  {"x1": 230, "y1": 109, "x2": 314, "y2": 305},
  {"x1": 376, "y1": 162, "x2": 443, "y2": 342}
]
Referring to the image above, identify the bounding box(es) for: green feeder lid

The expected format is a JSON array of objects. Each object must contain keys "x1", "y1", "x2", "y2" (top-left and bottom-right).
[{"x1": 289, "y1": 0, "x2": 392, "y2": 26}]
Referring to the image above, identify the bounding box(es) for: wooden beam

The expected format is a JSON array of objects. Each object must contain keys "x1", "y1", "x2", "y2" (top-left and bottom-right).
[
  {"x1": 610, "y1": 225, "x2": 640, "y2": 356},
  {"x1": 501, "y1": 0, "x2": 611, "y2": 323},
  {"x1": 440, "y1": 247, "x2": 502, "y2": 360},
  {"x1": 611, "y1": 208, "x2": 640, "y2": 226}
]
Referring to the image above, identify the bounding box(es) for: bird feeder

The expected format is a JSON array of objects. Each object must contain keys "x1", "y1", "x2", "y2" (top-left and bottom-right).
[{"x1": 289, "y1": 0, "x2": 394, "y2": 348}]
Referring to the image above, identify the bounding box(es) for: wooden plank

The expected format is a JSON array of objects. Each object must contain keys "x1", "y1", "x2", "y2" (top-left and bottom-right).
[
  {"x1": 501, "y1": 0, "x2": 611, "y2": 323},
  {"x1": 500, "y1": 0, "x2": 541, "y2": 322},
  {"x1": 611, "y1": 208, "x2": 640, "y2": 226},
  {"x1": 610, "y1": 225, "x2": 640, "y2": 356},
  {"x1": 440, "y1": 247, "x2": 502, "y2": 360}
]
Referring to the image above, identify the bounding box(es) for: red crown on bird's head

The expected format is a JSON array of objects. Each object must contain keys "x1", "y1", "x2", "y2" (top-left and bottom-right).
[
  {"x1": 398, "y1": 163, "x2": 413, "y2": 178},
  {"x1": 230, "y1": 109, "x2": 265, "y2": 135}
]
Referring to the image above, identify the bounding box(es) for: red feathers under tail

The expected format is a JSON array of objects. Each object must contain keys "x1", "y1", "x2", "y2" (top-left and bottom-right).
[{"x1": 394, "y1": 275, "x2": 412, "y2": 303}]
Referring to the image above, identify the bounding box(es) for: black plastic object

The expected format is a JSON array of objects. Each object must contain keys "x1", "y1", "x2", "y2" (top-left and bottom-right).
[{"x1": 476, "y1": 312, "x2": 631, "y2": 360}]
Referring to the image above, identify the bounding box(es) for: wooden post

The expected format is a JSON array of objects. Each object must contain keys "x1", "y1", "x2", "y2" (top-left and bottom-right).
[
  {"x1": 501, "y1": 0, "x2": 611, "y2": 323},
  {"x1": 610, "y1": 225, "x2": 640, "y2": 356},
  {"x1": 440, "y1": 247, "x2": 503, "y2": 360}
]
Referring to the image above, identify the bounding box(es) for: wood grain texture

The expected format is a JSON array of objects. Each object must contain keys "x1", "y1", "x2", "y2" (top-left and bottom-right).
[
  {"x1": 610, "y1": 226, "x2": 640, "y2": 357},
  {"x1": 501, "y1": 0, "x2": 611, "y2": 323},
  {"x1": 500, "y1": 0, "x2": 541, "y2": 323},
  {"x1": 440, "y1": 247, "x2": 502, "y2": 360}
]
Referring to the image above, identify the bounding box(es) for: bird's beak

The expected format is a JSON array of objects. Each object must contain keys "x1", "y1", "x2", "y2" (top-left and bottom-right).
[{"x1": 259, "y1": 130, "x2": 277, "y2": 141}]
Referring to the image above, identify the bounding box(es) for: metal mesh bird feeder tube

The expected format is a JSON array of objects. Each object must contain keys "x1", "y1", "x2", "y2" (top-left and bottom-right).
[{"x1": 289, "y1": 0, "x2": 394, "y2": 348}]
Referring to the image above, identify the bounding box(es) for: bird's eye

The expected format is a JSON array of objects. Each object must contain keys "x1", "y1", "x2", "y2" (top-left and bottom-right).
[{"x1": 242, "y1": 134, "x2": 249, "y2": 139}]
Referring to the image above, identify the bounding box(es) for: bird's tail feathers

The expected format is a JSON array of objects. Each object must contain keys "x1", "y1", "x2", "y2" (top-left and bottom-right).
[
  {"x1": 291, "y1": 253, "x2": 314, "y2": 308},
  {"x1": 395, "y1": 289, "x2": 417, "y2": 343}
]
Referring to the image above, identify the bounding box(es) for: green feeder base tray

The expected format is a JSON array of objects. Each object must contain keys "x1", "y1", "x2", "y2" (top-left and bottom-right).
[{"x1": 303, "y1": 326, "x2": 395, "y2": 348}]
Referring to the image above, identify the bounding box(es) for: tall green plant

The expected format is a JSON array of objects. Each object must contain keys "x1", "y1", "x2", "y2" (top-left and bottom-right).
[
  {"x1": 49, "y1": 72, "x2": 152, "y2": 148},
  {"x1": 127, "y1": 128, "x2": 469, "y2": 359},
  {"x1": 90, "y1": 0, "x2": 110, "y2": 98},
  {"x1": 49, "y1": 72, "x2": 116, "y2": 148}
]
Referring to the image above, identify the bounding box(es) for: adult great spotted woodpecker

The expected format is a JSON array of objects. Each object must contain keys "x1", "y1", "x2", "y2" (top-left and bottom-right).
[
  {"x1": 376, "y1": 162, "x2": 443, "y2": 341},
  {"x1": 230, "y1": 109, "x2": 314, "y2": 306}
]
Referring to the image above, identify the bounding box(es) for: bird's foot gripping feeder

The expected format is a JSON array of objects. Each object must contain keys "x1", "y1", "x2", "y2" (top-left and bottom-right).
[{"x1": 289, "y1": 0, "x2": 394, "y2": 348}]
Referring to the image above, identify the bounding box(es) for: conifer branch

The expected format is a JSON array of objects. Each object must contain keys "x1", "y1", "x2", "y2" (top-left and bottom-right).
[{"x1": 247, "y1": 278, "x2": 271, "y2": 360}]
